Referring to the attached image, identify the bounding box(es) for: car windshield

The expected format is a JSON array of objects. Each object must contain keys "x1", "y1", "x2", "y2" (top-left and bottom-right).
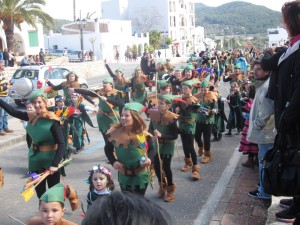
[{"x1": 13, "y1": 69, "x2": 39, "y2": 79}]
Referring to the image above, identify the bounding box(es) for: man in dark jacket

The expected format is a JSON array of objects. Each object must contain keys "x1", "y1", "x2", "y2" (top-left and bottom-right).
[{"x1": 3, "y1": 49, "x2": 9, "y2": 67}]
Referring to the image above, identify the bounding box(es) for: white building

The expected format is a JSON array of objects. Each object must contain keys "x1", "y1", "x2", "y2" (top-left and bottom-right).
[
  {"x1": 267, "y1": 27, "x2": 288, "y2": 47},
  {"x1": 45, "y1": 19, "x2": 149, "y2": 62},
  {"x1": 0, "y1": 22, "x2": 44, "y2": 56},
  {"x1": 102, "y1": 0, "x2": 197, "y2": 56}
]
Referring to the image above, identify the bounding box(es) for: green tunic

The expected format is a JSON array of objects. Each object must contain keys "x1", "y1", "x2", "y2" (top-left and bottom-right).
[
  {"x1": 107, "y1": 127, "x2": 150, "y2": 190},
  {"x1": 26, "y1": 119, "x2": 56, "y2": 172},
  {"x1": 177, "y1": 95, "x2": 199, "y2": 134},
  {"x1": 96, "y1": 89, "x2": 120, "y2": 133},
  {"x1": 131, "y1": 76, "x2": 147, "y2": 104},
  {"x1": 148, "y1": 110, "x2": 178, "y2": 158},
  {"x1": 196, "y1": 100, "x2": 216, "y2": 124}
]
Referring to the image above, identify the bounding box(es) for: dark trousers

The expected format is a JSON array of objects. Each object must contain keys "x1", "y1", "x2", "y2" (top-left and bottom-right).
[
  {"x1": 154, "y1": 154, "x2": 173, "y2": 185},
  {"x1": 195, "y1": 123, "x2": 213, "y2": 152},
  {"x1": 35, "y1": 170, "x2": 61, "y2": 198},
  {"x1": 180, "y1": 133, "x2": 197, "y2": 165}
]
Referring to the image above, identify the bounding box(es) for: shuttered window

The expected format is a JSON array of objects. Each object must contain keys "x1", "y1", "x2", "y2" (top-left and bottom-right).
[{"x1": 28, "y1": 31, "x2": 39, "y2": 47}]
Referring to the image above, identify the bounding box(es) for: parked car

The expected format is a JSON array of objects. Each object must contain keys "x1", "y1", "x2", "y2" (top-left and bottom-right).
[{"x1": 9, "y1": 65, "x2": 88, "y2": 106}]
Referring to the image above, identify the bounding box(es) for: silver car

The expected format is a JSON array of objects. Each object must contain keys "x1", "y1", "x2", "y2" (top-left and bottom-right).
[{"x1": 9, "y1": 65, "x2": 88, "y2": 106}]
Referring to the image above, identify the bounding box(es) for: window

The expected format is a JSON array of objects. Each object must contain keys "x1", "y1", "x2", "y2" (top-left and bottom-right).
[{"x1": 28, "y1": 31, "x2": 39, "y2": 47}]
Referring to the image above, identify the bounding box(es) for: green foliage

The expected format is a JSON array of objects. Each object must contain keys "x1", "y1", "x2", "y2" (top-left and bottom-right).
[
  {"x1": 149, "y1": 30, "x2": 163, "y2": 50},
  {"x1": 195, "y1": 2, "x2": 282, "y2": 36},
  {"x1": 44, "y1": 19, "x2": 72, "y2": 34},
  {"x1": 131, "y1": 44, "x2": 138, "y2": 54}
]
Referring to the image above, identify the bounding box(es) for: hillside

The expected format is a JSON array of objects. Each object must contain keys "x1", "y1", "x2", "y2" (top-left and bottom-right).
[{"x1": 195, "y1": 2, "x2": 282, "y2": 36}]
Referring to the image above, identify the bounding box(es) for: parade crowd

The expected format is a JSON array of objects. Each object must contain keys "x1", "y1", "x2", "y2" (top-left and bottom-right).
[{"x1": 0, "y1": 1, "x2": 300, "y2": 224}]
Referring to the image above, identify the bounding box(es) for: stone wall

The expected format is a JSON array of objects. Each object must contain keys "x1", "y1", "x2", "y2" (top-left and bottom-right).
[{"x1": 2, "y1": 58, "x2": 106, "y2": 80}]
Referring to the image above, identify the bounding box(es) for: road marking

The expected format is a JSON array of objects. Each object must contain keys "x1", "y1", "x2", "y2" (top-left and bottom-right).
[
  {"x1": 83, "y1": 137, "x2": 105, "y2": 154},
  {"x1": 193, "y1": 144, "x2": 242, "y2": 225}
]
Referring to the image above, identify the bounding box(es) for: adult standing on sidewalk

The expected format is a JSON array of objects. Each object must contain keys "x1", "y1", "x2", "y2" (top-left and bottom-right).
[
  {"x1": 246, "y1": 60, "x2": 275, "y2": 200},
  {"x1": 261, "y1": 1, "x2": 300, "y2": 222},
  {"x1": 0, "y1": 88, "x2": 64, "y2": 198},
  {"x1": 2, "y1": 49, "x2": 9, "y2": 67},
  {"x1": 0, "y1": 64, "x2": 13, "y2": 135}
]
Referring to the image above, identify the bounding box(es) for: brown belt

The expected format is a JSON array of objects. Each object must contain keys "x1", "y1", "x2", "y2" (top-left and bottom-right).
[
  {"x1": 118, "y1": 166, "x2": 147, "y2": 176},
  {"x1": 32, "y1": 143, "x2": 58, "y2": 152},
  {"x1": 179, "y1": 118, "x2": 195, "y2": 123}
]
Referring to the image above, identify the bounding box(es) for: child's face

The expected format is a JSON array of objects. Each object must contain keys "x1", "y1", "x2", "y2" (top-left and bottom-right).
[
  {"x1": 26, "y1": 103, "x2": 34, "y2": 112},
  {"x1": 71, "y1": 95, "x2": 78, "y2": 103},
  {"x1": 92, "y1": 172, "x2": 108, "y2": 192},
  {"x1": 158, "y1": 99, "x2": 171, "y2": 113},
  {"x1": 56, "y1": 101, "x2": 64, "y2": 109},
  {"x1": 39, "y1": 201, "x2": 65, "y2": 225}
]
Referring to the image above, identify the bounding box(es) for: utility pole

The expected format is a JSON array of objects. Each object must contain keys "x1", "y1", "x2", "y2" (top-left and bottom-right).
[{"x1": 73, "y1": 0, "x2": 76, "y2": 22}]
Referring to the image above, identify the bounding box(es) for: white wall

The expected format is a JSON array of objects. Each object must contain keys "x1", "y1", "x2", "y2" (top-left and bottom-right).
[{"x1": 268, "y1": 27, "x2": 288, "y2": 47}]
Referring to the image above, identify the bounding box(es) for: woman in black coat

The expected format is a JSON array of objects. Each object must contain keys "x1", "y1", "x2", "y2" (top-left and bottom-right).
[{"x1": 261, "y1": 1, "x2": 300, "y2": 223}]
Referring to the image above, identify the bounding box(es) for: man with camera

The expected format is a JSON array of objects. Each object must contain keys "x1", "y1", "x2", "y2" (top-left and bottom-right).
[{"x1": 0, "y1": 65, "x2": 13, "y2": 135}]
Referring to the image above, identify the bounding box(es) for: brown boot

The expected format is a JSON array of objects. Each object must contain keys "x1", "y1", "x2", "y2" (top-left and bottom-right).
[
  {"x1": 201, "y1": 151, "x2": 212, "y2": 164},
  {"x1": 242, "y1": 155, "x2": 254, "y2": 168},
  {"x1": 198, "y1": 145, "x2": 204, "y2": 157},
  {"x1": 181, "y1": 157, "x2": 192, "y2": 172},
  {"x1": 157, "y1": 182, "x2": 166, "y2": 198},
  {"x1": 66, "y1": 184, "x2": 79, "y2": 211},
  {"x1": 164, "y1": 184, "x2": 176, "y2": 202},
  {"x1": 192, "y1": 165, "x2": 201, "y2": 180}
]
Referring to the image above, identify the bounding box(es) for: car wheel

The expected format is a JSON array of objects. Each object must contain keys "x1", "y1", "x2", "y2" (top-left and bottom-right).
[
  {"x1": 13, "y1": 78, "x2": 33, "y2": 97},
  {"x1": 80, "y1": 84, "x2": 88, "y2": 89},
  {"x1": 14, "y1": 99, "x2": 25, "y2": 107}
]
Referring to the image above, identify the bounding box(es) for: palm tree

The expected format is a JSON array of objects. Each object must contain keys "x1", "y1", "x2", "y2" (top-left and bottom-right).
[{"x1": 0, "y1": 0, "x2": 54, "y2": 51}]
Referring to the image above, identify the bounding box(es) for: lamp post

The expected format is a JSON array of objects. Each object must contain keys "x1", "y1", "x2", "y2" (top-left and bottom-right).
[
  {"x1": 47, "y1": 36, "x2": 50, "y2": 53},
  {"x1": 192, "y1": 34, "x2": 195, "y2": 53},
  {"x1": 76, "y1": 18, "x2": 86, "y2": 61}
]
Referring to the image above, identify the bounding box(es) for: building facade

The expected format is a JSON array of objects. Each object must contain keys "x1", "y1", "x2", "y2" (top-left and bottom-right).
[
  {"x1": 267, "y1": 27, "x2": 288, "y2": 47},
  {"x1": 102, "y1": 0, "x2": 197, "y2": 56},
  {"x1": 0, "y1": 22, "x2": 44, "y2": 56},
  {"x1": 46, "y1": 19, "x2": 149, "y2": 62}
]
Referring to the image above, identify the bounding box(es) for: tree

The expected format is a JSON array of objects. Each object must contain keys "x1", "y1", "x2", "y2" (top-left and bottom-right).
[
  {"x1": 149, "y1": 30, "x2": 163, "y2": 50},
  {"x1": 131, "y1": 6, "x2": 163, "y2": 33},
  {"x1": 0, "y1": 0, "x2": 54, "y2": 51}
]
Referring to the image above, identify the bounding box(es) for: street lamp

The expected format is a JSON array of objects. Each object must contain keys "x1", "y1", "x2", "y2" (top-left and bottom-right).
[
  {"x1": 76, "y1": 18, "x2": 87, "y2": 61},
  {"x1": 47, "y1": 36, "x2": 50, "y2": 52}
]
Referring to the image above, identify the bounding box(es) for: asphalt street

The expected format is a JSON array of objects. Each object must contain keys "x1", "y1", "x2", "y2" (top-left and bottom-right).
[{"x1": 0, "y1": 70, "x2": 246, "y2": 224}]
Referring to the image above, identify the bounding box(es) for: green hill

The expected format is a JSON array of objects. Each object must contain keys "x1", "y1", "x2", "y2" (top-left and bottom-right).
[{"x1": 195, "y1": 2, "x2": 282, "y2": 36}]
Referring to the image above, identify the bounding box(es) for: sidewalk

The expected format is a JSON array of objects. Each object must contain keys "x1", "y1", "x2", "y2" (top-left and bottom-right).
[
  {"x1": 0, "y1": 117, "x2": 26, "y2": 150},
  {"x1": 0, "y1": 117, "x2": 292, "y2": 225},
  {"x1": 210, "y1": 154, "x2": 293, "y2": 225}
]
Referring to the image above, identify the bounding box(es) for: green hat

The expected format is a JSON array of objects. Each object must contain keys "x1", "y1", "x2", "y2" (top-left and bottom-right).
[
  {"x1": 182, "y1": 79, "x2": 199, "y2": 88},
  {"x1": 115, "y1": 68, "x2": 123, "y2": 73},
  {"x1": 40, "y1": 183, "x2": 65, "y2": 204},
  {"x1": 159, "y1": 94, "x2": 178, "y2": 104},
  {"x1": 166, "y1": 58, "x2": 171, "y2": 61},
  {"x1": 234, "y1": 64, "x2": 241, "y2": 69},
  {"x1": 123, "y1": 102, "x2": 144, "y2": 114},
  {"x1": 185, "y1": 63, "x2": 194, "y2": 71},
  {"x1": 102, "y1": 77, "x2": 114, "y2": 84},
  {"x1": 200, "y1": 75, "x2": 210, "y2": 88},
  {"x1": 135, "y1": 66, "x2": 141, "y2": 71},
  {"x1": 157, "y1": 80, "x2": 171, "y2": 89},
  {"x1": 29, "y1": 87, "x2": 48, "y2": 102}
]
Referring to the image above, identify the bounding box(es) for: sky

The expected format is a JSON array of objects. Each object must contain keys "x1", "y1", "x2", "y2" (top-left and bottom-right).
[{"x1": 44, "y1": 0, "x2": 290, "y2": 20}]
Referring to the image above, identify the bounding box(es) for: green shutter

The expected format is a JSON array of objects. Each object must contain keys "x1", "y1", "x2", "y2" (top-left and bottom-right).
[{"x1": 28, "y1": 31, "x2": 39, "y2": 47}]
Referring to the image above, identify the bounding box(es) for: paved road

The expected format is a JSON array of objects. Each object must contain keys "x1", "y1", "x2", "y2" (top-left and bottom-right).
[{"x1": 0, "y1": 77, "x2": 245, "y2": 225}]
